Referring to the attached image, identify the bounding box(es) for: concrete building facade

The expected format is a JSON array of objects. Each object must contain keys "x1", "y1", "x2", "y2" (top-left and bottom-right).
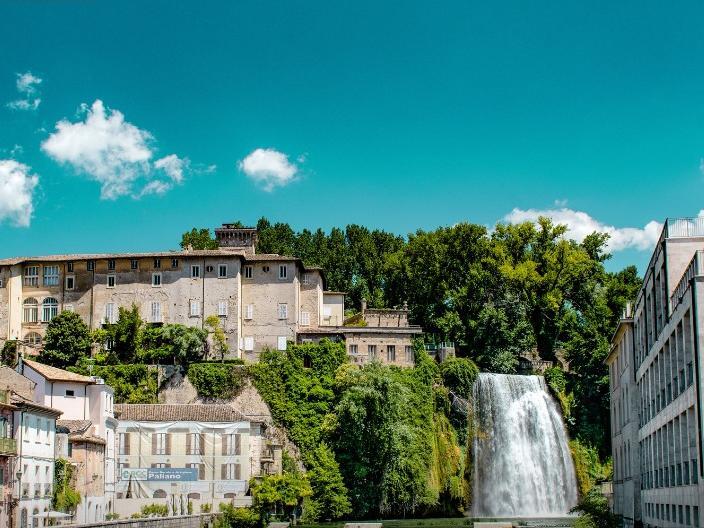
[
  {"x1": 0, "y1": 224, "x2": 422, "y2": 366},
  {"x1": 609, "y1": 217, "x2": 704, "y2": 528},
  {"x1": 113, "y1": 404, "x2": 281, "y2": 517}
]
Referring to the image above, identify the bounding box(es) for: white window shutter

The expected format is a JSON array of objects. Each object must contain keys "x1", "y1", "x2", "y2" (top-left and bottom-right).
[
  {"x1": 277, "y1": 337, "x2": 287, "y2": 351},
  {"x1": 244, "y1": 337, "x2": 254, "y2": 351},
  {"x1": 301, "y1": 311, "x2": 310, "y2": 326}
]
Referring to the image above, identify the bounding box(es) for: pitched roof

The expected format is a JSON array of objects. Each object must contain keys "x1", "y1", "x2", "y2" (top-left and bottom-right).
[
  {"x1": 0, "y1": 249, "x2": 247, "y2": 266},
  {"x1": 22, "y1": 359, "x2": 94, "y2": 384},
  {"x1": 10, "y1": 393, "x2": 62, "y2": 417},
  {"x1": 114, "y1": 404, "x2": 247, "y2": 423},
  {"x1": 56, "y1": 420, "x2": 92, "y2": 434}
]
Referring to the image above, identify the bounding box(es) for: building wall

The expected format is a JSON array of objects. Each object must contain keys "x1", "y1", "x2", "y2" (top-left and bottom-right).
[
  {"x1": 14, "y1": 409, "x2": 56, "y2": 528},
  {"x1": 114, "y1": 419, "x2": 254, "y2": 518},
  {"x1": 344, "y1": 332, "x2": 416, "y2": 367},
  {"x1": 298, "y1": 272, "x2": 323, "y2": 329},
  {"x1": 240, "y1": 261, "x2": 298, "y2": 359},
  {"x1": 70, "y1": 441, "x2": 106, "y2": 525},
  {"x1": 321, "y1": 294, "x2": 344, "y2": 326}
]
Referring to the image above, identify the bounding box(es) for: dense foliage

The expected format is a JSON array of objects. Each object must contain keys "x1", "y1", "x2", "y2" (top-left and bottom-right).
[
  {"x1": 70, "y1": 362, "x2": 159, "y2": 403},
  {"x1": 571, "y1": 489, "x2": 621, "y2": 528},
  {"x1": 187, "y1": 362, "x2": 247, "y2": 399},
  {"x1": 39, "y1": 311, "x2": 93, "y2": 368},
  {"x1": 214, "y1": 505, "x2": 260, "y2": 528},
  {"x1": 53, "y1": 458, "x2": 81, "y2": 513},
  {"x1": 184, "y1": 218, "x2": 640, "y2": 460}
]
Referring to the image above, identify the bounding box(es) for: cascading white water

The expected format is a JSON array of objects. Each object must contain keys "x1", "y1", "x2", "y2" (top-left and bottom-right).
[{"x1": 472, "y1": 373, "x2": 578, "y2": 517}]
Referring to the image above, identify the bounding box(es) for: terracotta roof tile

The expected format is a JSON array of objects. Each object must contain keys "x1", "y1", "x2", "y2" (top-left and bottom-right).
[
  {"x1": 56, "y1": 419, "x2": 92, "y2": 434},
  {"x1": 23, "y1": 359, "x2": 94, "y2": 384},
  {"x1": 114, "y1": 404, "x2": 247, "y2": 422}
]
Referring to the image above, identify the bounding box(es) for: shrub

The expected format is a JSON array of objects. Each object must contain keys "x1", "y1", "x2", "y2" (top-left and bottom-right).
[
  {"x1": 139, "y1": 503, "x2": 169, "y2": 518},
  {"x1": 570, "y1": 489, "x2": 620, "y2": 528},
  {"x1": 69, "y1": 363, "x2": 158, "y2": 403},
  {"x1": 53, "y1": 458, "x2": 81, "y2": 513},
  {"x1": 187, "y1": 363, "x2": 247, "y2": 399},
  {"x1": 215, "y1": 504, "x2": 259, "y2": 528},
  {"x1": 570, "y1": 439, "x2": 612, "y2": 497},
  {"x1": 440, "y1": 357, "x2": 479, "y2": 398}
]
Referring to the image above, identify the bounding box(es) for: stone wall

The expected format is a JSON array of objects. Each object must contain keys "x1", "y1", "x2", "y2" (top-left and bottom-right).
[{"x1": 68, "y1": 513, "x2": 220, "y2": 528}]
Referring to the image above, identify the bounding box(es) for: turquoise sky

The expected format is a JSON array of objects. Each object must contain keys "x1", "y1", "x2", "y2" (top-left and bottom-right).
[{"x1": 2, "y1": 1, "x2": 704, "y2": 272}]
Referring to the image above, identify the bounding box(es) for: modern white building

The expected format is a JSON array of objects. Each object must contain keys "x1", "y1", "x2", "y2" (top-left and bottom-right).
[
  {"x1": 609, "y1": 217, "x2": 704, "y2": 528},
  {"x1": 17, "y1": 359, "x2": 117, "y2": 523},
  {"x1": 11, "y1": 391, "x2": 61, "y2": 528}
]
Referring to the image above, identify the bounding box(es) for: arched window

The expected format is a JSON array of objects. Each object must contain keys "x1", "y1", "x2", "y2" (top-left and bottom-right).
[
  {"x1": 153, "y1": 489, "x2": 167, "y2": 498},
  {"x1": 31, "y1": 508, "x2": 38, "y2": 528},
  {"x1": 20, "y1": 509, "x2": 27, "y2": 528},
  {"x1": 23, "y1": 298, "x2": 38, "y2": 323},
  {"x1": 42, "y1": 298, "x2": 58, "y2": 322},
  {"x1": 24, "y1": 332, "x2": 42, "y2": 347},
  {"x1": 187, "y1": 492, "x2": 200, "y2": 500}
]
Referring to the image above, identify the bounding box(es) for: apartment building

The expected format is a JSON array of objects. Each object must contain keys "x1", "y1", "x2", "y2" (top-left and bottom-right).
[
  {"x1": 608, "y1": 217, "x2": 704, "y2": 528},
  {"x1": 0, "y1": 390, "x2": 17, "y2": 528},
  {"x1": 17, "y1": 359, "x2": 117, "y2": 523},
  {"x1": 0, "y1": 223, "x2": 422, "y2": 365},
  {"x1": 113, "y1": 403, "x2": 281, "y2": 516}
]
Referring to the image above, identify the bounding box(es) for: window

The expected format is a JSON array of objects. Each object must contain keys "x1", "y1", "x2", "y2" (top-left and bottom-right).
[
  {"x1": 206, "y1": 265, "x2": 214, "y2": 273},
  {"x1": 87, "y1": 260, "x2": 95, "y2": 271},
  {"x1": 23, "y1": 266, "x2": 39, "y2": 287},
  {"x1": 368, "y1": 345, "x2": 377, "y2": 360},
  {"x1": 191, "y1": 265, "x2": 201, "y2": 278},
  {"x1": 108, "y1": 259, "x2": 116, "y2": 271},
  {"x1": 218, "y1": 264, "x2": 227, "y2": 278},
  {"x1": 107, "y1": 274, "x2": 116, "y2": 288},
  {"x1": 24, "y1": 332, "x2": 42, "y2": 347},
  {"x1": 65, "y1": 390, "x2": 75, "y2": 398},
  {"x1": 65, "y1": 276, "x2": 75, "y2": 290},
  {"x1": 64, "y1": 304, "x2": 74, "y2": 313},
  {"x1": 244, "y1": 266, "x2": 253, "y2": 279},
  {"x1": 190, "y1": 300, "x2": 201, "y2": 317},
  {"x1": 300, "y1": 311, "x2": 310, "y2": 326},
  {"x1": 244, "y1": 304, "x2": 254, "y2": 320},
  {"x1": 222, "y1": 433, "x2": 241, "y2": 455},
  {"x1": 42, "y1": 298, "x2": 59, "y2": 322},
  {"x1": 105, "y1": 303, "x2": 116, "y2": 324},
  {"x1": 405, "y1": 346, "x2": 414, "y2": 363},
  {"x1": 262, "y1": 265, "x2": 270, "y2": 273},
  {"x1": 130, "y1": 259, "x2": 138, "y2": 270},
  {"x1": 221, "y1": 463, "x2": 241, "y2": 480},
  {"x1": 23, "y1": 298, "x2": 39, "y2": 323},
  {"x1": 349, "y1": 344, "x2": 358, "y2": 355},
  {"x1": 151, "y1": 301, "x2": 162, "y2": 323},
  {"x1": 152, "y1": 433, "x2": 168, "y2": 455},
  {"x1": 153, "y1": 258, "x2": 161, "y2": 269},
  {"x1": 278, "y1": 303, "x2": 288, "y2": 320},
  {"x1": 387, "y1": 345, "x2": 396, "y2": 362},
  {"x1": 186, "y1": 464, "x2": 205, "y2": 481},
  {"x1": 277, "y1": 336, "x2": 287, "y2": 351},
  {"x1": 67, "y1": 262, "x2": 74, "y2": 273},
  {"x1": 187, "y1": 433, "x2": 203, "y2": 455},
  {"x1": 118, "y1": 433, "x2": 130, "y2": 455},
  {"x1": 153, "y1": 490, "x2": 167, "y2": 499},
  {"x1": 43, "y1": 266, "x2": 59, "y2": 286},
  {"x1": 152, "y1": 273, "x2": 162, "y2": 287},
  {"x1": 279, "y1": 265, "x2": 287, "y2": 280},
  {"x1": 218, "y1": 300, "x2": 228, "y2": 317},
  {"x1": 244, "y1": 337, "x2": 254, "y2": 351},
  {"x1": 171, "y1": 259, "x2": 179, "y2": 269},
  {"x1": 302, "y1": 273, "x2": 311, "y2": 285}
]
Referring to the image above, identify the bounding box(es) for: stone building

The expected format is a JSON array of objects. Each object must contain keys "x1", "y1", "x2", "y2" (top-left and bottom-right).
[
  {"x1": 0, "y1": 389, "x2": 17, "y2": 528},
  {"x1": 113, "y1": 403, "x2": 281, "y2": 516},
  {"x1": 0, "y1": 224, "x2": 422, "y2": 365},
  {"x1": 608, "y1": 217, "x2": 704, "y2": 528}
]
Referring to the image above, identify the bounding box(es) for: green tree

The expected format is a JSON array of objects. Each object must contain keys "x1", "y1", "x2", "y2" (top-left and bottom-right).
[
  {"x1": 109, "y1": 304, "x2": 143, "y2": 363},
  {"x1": 250, "y1": 469, "x2": 312, "y2": 523},
  {"x1": 180, "y1": 228, "x2": 218, "y2": 249},
  {"x1": 140, "y1": 324, "x2": 207, "y2": 364},
  {"x1": 38, "y1": 311, "x2": 92, "y2": 368},
  {"x1": 306, "y1": 443, "x2": 352, "y2": 520},
  {"x1": 439, "y1": 357, "x2": 479, "y2": 398}
]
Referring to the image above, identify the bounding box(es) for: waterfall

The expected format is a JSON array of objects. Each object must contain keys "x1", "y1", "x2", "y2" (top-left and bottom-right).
[{"x1": 471, "y1": 373, "x2": 578, "y2": 517}]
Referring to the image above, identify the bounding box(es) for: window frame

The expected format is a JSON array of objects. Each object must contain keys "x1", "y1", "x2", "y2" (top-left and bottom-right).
[
  {"x1": 218, "y1": 264, "x2": 227, "y2": 278},
  {"x1": 218, "y1": 300, "x2": 228, "y2": 317},
  {"x1": 189, "y1": 300, "x2": 201, "y2": 317},
  {"x1": 191, "y1": 265, "x2": 201, "y2": 278},
  {"x1": 23, "y1": 266, "x2": 39, "y2": 287},
  {"x1": 152, "y1": 272, "x2": 162, "y2": 287},
  {"x1": 43, "y1": 266, "x2": 59, "y2": 287},
  {"x1": 64, "y1": 275, "x2": 75, "y2": 290},
  {"x1": 278, "y1": 264, "x2": 287, "y2": 280},
  {"x1": 244, "y1": 265, "x2": 253, "y2": 279},
  {"x1": 278, "y1": 303, "x2": 288, "y2": 320},
  {"x1": 42, "y1": 298, "x2": 59, "y2": 323},
  {"x1": 107, "y1": 274, "x2": 116, "y2": 288}
]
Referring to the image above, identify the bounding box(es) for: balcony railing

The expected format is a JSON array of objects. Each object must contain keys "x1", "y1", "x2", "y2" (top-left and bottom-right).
[
  {"x1": 0, "y1": 437, "x2": 17, "y2": 455},
  {"x1": 664, "y1": 217, "x2": 704, "y2": 239},
  {"x1": 670, "y1": 250, "x2": 704, "y2": 313}
]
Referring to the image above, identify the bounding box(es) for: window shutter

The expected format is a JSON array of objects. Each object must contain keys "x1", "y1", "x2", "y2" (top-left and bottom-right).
[
  {"x1": 125, "y1": 433, "x2": 130, "y2": 455},
  {"x1": 221, "y1": 464, "x2": 226, "y2": 480},
  {"x1": 186, "y1": 433, "x2": 191, "y2": 454},
  {"x1": 199, "y1": 464, "x2": 205, "y2": 481},
  {"x1": 235, "y1": 464, "x2": 241, "y2": 480},
  {"x1": 166, "y1": 433, "x2": 172, "y2": 455},
  {"x1": 235, "y1": 434, "x2": 241, "y2": 455},
  {"x1": 221, "y1": 434, "x2": 227, "y2": 455},
  {"x1": 200, "y1": 433, "x2": 205, "y2": 455},
  {"x1": 151, "y1": 433, "x2": 157, "y2": 455}
]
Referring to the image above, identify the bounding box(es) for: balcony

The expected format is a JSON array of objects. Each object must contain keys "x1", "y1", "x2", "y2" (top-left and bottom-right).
[
  {"x1": 670, "y1": 250, "x2": 704, "y2": 313},
  {"x1": 664, "y1": 217, "x2": 704, "y2": 239},
  {"x1": 0, "y1": 437, "x2": 17, "y2": 456}
]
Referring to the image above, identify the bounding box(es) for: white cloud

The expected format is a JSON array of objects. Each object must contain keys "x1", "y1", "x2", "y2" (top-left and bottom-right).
[
  {"x1": 7, "y1": 71, "x2": 42, "y2": 111},
  {"x1": 502, "y1": 207, "x2": 662, "y2": 252},
  {"x1": 41, "y1": 99, "x2": 187, "y2": 199},
  {"x1": 238, "y1": 148, "x2": 299, "y2": 191},
  {"x1": 0, "y1": 159, "x2": 39, "y2": 227}
]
